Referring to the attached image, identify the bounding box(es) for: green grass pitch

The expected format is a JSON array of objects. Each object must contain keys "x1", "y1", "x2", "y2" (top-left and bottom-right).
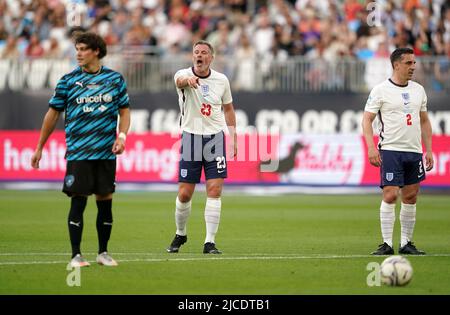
[{"x1": 0, "y1": 190, "x2": 449, "y2": 294}]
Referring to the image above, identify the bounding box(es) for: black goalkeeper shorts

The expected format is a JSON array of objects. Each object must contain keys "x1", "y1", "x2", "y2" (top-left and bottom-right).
[{"x1": 62, "y1": 160, "x2": 116, "y2": 197}]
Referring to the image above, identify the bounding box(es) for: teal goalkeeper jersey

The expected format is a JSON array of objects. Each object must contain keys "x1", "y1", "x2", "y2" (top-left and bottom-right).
[{"x1": 49, "y1": 66, "x2": 130, "y2": 161}]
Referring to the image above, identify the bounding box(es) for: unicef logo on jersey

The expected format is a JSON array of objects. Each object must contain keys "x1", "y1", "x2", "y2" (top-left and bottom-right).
[
  {"x1": 102, "y1": 93, "x2": 113, "y2": 103},
  {"x1": 76, "y1": 93, "x2": 112, "y2": 104}
]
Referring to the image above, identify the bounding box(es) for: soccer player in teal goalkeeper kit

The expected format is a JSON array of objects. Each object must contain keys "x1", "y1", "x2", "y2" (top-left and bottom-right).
[{"x1": 31, "y1": 32, "x2": 130, "y2": 267}]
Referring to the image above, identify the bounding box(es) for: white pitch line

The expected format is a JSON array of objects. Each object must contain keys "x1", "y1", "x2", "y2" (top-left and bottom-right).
[
  {"x1": 0, "y1": 260, "x2": 68, "y2": 266},
  {"x1": 0, "y1": 253, "x2": 320, "y2": 256},
  {"x1": 2, "y1": 253, "x2": 450, "y2": 257},
  {"x1": 0, "y1": 252, "x2": 371, "y2": 256},
  {"x1": 0, "y1": 253, "x2": 71, "y2": 256},
  {"x1": 1, "y1": 254, "x2": 450, "y2": 266}
]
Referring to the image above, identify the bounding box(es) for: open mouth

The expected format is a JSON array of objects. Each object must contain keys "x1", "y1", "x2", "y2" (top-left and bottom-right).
[{"x1": 196, "y1": 59, "x2": 203, "y2": 66}]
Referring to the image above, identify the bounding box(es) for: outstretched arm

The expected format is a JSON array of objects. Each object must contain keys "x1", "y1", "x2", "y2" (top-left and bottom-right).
[
  {"x1": 31, "y1": 108, "x2": 61, "y2": 169},
  {"x1": 176, "y1": 76, "x2": 200, "y2": 89}
]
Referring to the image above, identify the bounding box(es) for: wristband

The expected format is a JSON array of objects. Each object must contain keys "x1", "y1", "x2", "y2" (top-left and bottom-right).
[{"x1": 118, "y1": 132, "x2": 127, "y2": 142}]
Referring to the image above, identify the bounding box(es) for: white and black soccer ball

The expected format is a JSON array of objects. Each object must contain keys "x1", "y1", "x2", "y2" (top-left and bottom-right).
[{"x1": 380, "y1": 255, "x2": 413, "y2": 286}]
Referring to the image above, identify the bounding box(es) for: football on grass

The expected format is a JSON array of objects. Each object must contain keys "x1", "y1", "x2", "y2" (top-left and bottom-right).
[{"x1": 380, "y1": 255, "x2": 413, "y2": 286}]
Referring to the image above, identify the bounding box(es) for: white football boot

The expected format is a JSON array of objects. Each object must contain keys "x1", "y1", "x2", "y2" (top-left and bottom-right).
[
  {"x1": 69, "y1": 254, "x2": 91, "y2": 268},
  {"x1": 96, "y1": 252, "x2": 118, "y2": 266}
]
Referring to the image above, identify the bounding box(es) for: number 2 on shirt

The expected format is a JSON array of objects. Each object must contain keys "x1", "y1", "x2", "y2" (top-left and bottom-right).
[
  {"x1": 201, "y1": 103, "x2": 211, "y2": 116},
  {"x1": 406, "y1": 113, "x2": 412, "y2": 126}
]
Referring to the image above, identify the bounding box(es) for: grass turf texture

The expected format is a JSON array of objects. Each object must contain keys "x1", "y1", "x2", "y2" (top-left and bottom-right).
[{"x1": 0, "y1": 190, "x2": 449, "y2": 294}]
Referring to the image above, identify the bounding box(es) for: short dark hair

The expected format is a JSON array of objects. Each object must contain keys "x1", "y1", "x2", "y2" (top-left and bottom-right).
[
  {"x1": 193, "y1": 40, "x2": 214, "y2": 56},
  {"x1": 74, "y1": 32, "x2": 107, "y2": 59},
  {"x1": 67, "y1": 26, "x2": 86, "y2": 38},
  {"x1": 390, "y1": 47, "x2": 414, "y2": 68}
]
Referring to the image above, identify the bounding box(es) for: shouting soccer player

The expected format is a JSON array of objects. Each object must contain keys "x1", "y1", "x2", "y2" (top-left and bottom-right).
[
  {"x1": 167, "y1": 40, "x2": 237, "y2": 254},
  {"x1": 362, "y1": 47, "x2": 434, "y2": 255}
]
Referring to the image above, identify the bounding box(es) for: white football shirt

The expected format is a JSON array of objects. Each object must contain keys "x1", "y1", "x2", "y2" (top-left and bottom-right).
[
  {"x1": 364, "y1": 79, "x2": 427, "y2": 153},
  {"x1": 174, "y1": 67, "x2": 233, "y2": 135}
]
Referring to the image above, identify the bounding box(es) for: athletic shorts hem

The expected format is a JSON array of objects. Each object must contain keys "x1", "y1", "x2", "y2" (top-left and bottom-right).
[
  {"x1": 380, "y1": 176, "x2": 425, "y2": 188},
  {"x1": 178, "y1": 178, "x2": 200, "y2": 184},
  {"x1": 205, "y1": 173, "x2": 227, "y2": 180}
]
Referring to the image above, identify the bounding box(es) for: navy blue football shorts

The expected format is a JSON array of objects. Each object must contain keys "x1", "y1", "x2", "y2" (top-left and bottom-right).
[
  {"x1": 178, "y1": 131, "x2": 227, "y2": 183},
  {"x1": 380, "y1": 150, "x2": 425, "y2": 188},
  {"x1": 63, "y1": 160, "x2": 116, "y2": 196}
]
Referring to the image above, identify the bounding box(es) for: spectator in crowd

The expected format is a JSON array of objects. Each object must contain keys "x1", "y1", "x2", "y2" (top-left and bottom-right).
[
  {"x1": 185, "y1": 1, "x2": 209, "y2": 40},
  {"x1": 123, "y1": 8, "x2": 150, "y2": 46},
  {"x1": 0, "y1": 20, "x2": 9, "y2": 41},
  {"x1": 234, "y1": 32, "x2": 257, "y2": 90},
  {"x1": 206, "y1": 19, "x2": 233, "y2": 56},
  {"x1": 43, "y1": 36, "x2": 63, "y2": 59},
  {"x1": 1, "y1": 35, "x2": 20, "y2": 59},
  {"x1": 253, "y1": 9, "x2": 274, "y2": 58},
  {"x1": 111, "y1": 8, "x2": 131, "y2": 42},
  {"x1": 31, "y1": 8, "x2": 52, "y2": 43},
  {"x1": 203, "y1": 0, "x2": 227, "y2": 29},
  {"x1": 25, "y1": 34, "x2": 44, "y2": 59},
  {"x1": 160, "y1": 4, "x2": 190, "y2": 52}
]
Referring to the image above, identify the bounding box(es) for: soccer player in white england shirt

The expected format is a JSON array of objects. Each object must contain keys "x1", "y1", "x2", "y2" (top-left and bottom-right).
[
  {"x1": 167, "y1": 40, "x2": 237, "y2": 254},
  {"x1": 362, "y1": 47, "x2": 434, "y2": 255}
]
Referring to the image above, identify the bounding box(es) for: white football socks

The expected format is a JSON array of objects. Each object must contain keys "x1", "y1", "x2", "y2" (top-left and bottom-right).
[
  {"x1": 204, "y1": 197, "x2": 221, "y2": 244},
  {"x1": 400, "y1": 202, "x2": 416, "y2": 248},
  {"x1": 380, "y1": 201, "x2": 395, "y2": 248},
  {"x1": 175, "y1": 197, "x2": 191, "y2": 236}
]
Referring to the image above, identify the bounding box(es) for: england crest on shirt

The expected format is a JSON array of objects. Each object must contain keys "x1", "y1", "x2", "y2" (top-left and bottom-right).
[
  {"x1": 201, "y1": 85, "x2": 209, "y2": 96},
  {"x1": 180, "y1": 169, "x2": 188, "y2": 178},
  {"x1": 402, "y1": 93, "x2": 410, "y2": 106}
]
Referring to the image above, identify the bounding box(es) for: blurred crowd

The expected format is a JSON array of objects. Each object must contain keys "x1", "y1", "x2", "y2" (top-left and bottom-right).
[
  {"x1": 1, "y1": 0, "x2": 450, "y2": 60},
  {"x1": 0, "y1": 0, "x2": 449, "y2": 91}
]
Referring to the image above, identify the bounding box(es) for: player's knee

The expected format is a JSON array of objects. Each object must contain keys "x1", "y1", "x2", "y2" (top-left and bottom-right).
[
  {"x1": 403, "y1": 196, "x2": 417, "y2": 204},
  {"x1": 69, "y1": 196, "x2": 87, "y2": 221},
  {"x1": 383, "y1": 190, "x2": 398, "y2": 204},
  {"x1": 96, "y1": 193, "x2": 113, "y2": 201},
  {"x1": 96, "y1": 199, "x2": 113, "y2": 222},
  {"x1": 178, "y1": 191, "x2": 192, "y2": 203},
  {"x1": 207, "y1": 184, "x2": 222, "y2": 198},
  {"x1": 383, "y1": 195, "x2": 397, "y2": 204},
  {"x1": 401, "y1": 186, "x2": 419, "y2": 204},
  {"x1": 402, "y1": 193, "x2": 418, "y2": 204}
]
